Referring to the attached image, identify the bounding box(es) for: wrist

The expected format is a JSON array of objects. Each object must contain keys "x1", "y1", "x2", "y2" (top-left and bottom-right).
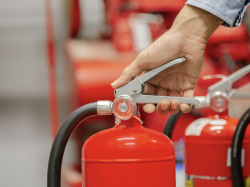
[{"x1": 171, "y1": 5, "x2": 223, "y2": 44}]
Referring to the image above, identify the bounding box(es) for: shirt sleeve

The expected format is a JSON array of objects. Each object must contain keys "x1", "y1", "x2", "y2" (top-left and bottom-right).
[{"x1": 186, "y1": 0, "x2": 250, "y2": 27}]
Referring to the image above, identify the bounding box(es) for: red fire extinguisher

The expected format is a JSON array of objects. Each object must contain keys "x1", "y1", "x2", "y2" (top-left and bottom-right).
[
  {"x1": 183, "y1": 65, "x2": 250, "y2": 187},
  {"x1": 47, "y1": 58, "x2": 200, "y2": 187}
]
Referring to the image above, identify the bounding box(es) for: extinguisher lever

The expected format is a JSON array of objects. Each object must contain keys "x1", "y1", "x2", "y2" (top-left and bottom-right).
[
  {"x1": 135, "y1": 57, "x2": 186, "y2": 85},
  {"x1": 114, "y1": 58, "x2": 186, "y2": 97},
  {"x1": 209, "y1": 64, "x2": 250, "y2": 95},
  {"x1": 227, "y1": 64, "x2": 250, "y2": 83},
  {"x1": 114, "y1": 57, "x2": 199, "y2": 105}
]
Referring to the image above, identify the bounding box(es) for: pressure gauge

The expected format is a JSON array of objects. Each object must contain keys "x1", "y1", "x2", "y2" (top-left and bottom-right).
[
  {"x1": 112, "y1": 95, "x2": 137, "y2": 120},
  {"x1": 210, "y1": 92, "x2": 228, "y2": 113}
]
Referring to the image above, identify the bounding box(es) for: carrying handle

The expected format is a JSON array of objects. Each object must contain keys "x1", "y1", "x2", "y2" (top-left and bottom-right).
[
  {"x1": 114, "y1": 57, "x2": 186, "y2": 97},
  {"x1": 202, "y1": 74, "x2": 226, "y2": 80},
  {"x1": 138, "y1": 57, "x2": 186, "y2": 83},
  {"x1": 209, "y1": 64, "x2": 250, "y2": 94}
]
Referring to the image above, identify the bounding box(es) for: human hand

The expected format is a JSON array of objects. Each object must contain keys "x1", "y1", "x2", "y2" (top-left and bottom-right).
[{"x1": 111, "y1": 5, "x2": 223, "y2": 115}]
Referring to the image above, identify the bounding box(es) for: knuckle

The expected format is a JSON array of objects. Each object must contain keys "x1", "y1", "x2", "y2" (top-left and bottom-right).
[
  {"x1": 137, "y1": 51, "x2": 149, "y2": 64},
  {"x1": 121, "y1": 66, "x2": 133, "y2": 78},
  {"x1": 121, "y1": 66, "x2": 129, "y2": 75}
]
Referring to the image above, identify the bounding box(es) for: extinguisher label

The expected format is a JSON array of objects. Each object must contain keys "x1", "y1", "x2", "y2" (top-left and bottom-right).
[
  {"x1": 209, "y1": 119, "x2": 227, "y2": 125},
  {"x1": 185, "y1": 180, "x2": 193, "y2": 187},
  {"x1": 226, "y1": 148, "x2": 245, "y2": 167},
  {"x1": 185, "y1": 118, "x2": 211, "y2": 136}
]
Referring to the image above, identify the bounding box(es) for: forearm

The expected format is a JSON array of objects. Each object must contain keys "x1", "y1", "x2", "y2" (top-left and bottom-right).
[{"x1": 171, "y1": 5, "x2": 223, "y2": 44}]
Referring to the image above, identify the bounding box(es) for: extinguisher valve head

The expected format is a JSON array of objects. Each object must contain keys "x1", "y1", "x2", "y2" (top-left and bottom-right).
[
  {"x1": 97, "y1": 101, "x2": 113, "y2": 115},
  {"x1": 112, "y1": 95, "x2": 137, "y2": 120},
  {"x1": 210, "y1": 91, "x2": 228, "y2": 113}
]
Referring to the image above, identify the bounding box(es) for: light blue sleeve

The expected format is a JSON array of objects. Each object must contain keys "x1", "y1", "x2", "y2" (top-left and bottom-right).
[{"x1": 186, "y1": 0, "x2": 250, "y2": 27}]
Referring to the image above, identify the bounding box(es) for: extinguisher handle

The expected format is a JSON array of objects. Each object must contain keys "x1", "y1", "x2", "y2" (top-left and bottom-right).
[
  {"x1": 114, "y1": 57, "x2": 201, "y2": 106},
  {"x1": 114, "y1": 57, "x2": 186, "y2": 97},
  {"x1": 131, "y1": 93, "x2": 200, "y2": 105},
  {"x1": 209, "y1": 64, "x2": 250, "y2": 95}
]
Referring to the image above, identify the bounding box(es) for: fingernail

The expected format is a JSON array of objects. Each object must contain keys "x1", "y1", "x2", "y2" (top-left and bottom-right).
[
  {"x1": 171, "y1": 103, "x2": 177, "y2": 110},
  {"x1": 111, "y1": 79, "x2": 118, "y2": 86},
  {"x1": 161, "y1": 104, "x2": 168, "y2": 110}
]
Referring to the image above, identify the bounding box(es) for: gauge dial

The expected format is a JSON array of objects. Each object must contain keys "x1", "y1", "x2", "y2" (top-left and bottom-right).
[{"x1": 112, "y1": 95, "x2": 137, "y2": 120}]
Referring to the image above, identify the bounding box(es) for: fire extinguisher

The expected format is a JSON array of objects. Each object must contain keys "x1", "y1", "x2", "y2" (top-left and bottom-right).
[
  {"x1": 182, "y1": 65, "x2": 250, "y2": 187},
  {"x1": 47, "y1": 58, "x2": 200, "y2": 187},
  {"x1": 232, "y1": 106, "x2": 250, "y2": 187}
]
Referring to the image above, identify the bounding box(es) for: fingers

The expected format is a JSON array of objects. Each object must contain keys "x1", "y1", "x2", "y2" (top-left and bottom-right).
[
  {"x1": 180, "y1": 90, "x2": 194, "y2": 113},
  {"x1": 143, "y1": 86, "x2": 193, "y2": 115},
  {"x1": 111, "y1": 52, "x2": 149, "y2": 89},
  {"x1": 143, "y1": 83, "x2": 156, "y2": 113},
  {"x1": 168, "y1": 91, "x2": 181, "y2": 114},
  {"x1": 169, "y1": 99, "x2": 181, "y2": 114},
  {"x1": 156, "y1": 87, "x2": 170, "y2": 115}
]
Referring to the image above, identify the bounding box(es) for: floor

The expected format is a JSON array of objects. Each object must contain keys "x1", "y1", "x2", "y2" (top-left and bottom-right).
[{"x1": 0, "y1": 99, "x2": 52, "y2": 187}]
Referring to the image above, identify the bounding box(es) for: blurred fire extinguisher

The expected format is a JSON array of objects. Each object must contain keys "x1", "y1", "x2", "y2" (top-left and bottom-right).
[
  {"x1": 164, "y1": 65, "x2": 250, "y2": 187},
  {"x1": 45, "y1": 0, "x2": 59, "y2": 138}
]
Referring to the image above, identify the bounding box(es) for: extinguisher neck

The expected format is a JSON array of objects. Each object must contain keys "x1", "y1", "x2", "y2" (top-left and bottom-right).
[
  {"x1": 208, "y1": 108, "x2": 229, "y2": 119},
  {"x1": 114, "y1": 115, "x2": 143, "y2": 129}
]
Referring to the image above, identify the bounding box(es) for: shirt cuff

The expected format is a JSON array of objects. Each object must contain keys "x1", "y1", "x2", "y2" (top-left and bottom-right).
[{"x1": 186, "y1": 0, "x2": 250, "y2": 27}]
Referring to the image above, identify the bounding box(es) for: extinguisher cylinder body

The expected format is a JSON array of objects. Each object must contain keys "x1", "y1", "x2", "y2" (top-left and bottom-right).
[
  {"x1": 184, "y1": 111, "x2": 250, "y2": 187},
  {"x1": 82, "y1": 115, "x2": 176, "y2": 187}
]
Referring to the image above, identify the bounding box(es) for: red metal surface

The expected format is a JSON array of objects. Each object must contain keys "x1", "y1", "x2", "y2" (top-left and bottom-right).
[
  {"x1": 82, "y1": 115, "x2": 176, "y2": 187},
  {"x1": 207, "y1": 24, "x2": 250, "y2": 63},
  {"x1": 112, "y1": 18, "x2": 134, "y2": 52},
  {"x1": 68, "y1": 0, "x2": 81, "y2": 37},
  {"x1": 107, "y1": 0, "x2": 185, "y2": 25},
  {"x1": 65, "y1": 40, "x2": 136, "y2": 108},
  {"x1": 208, "y1": 25, "x2": 249, "y2": 45},
  {"x1": 45, "y1": 0, "x2": 59, "y2": 138},
  {"x1": 131, "y1": 0, "x2": 186, "y2": 12},
  {"x1": 184, "y1": 109, "x2": 250, "y2": 186}
]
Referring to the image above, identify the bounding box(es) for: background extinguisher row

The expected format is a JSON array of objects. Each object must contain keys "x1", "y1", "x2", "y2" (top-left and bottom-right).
[{"x1": 163, "y1": 66, "x2": 250, "y2": 187}]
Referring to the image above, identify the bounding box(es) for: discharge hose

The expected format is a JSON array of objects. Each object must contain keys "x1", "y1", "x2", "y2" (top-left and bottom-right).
[
  {"x1": 47, "y1": 102, "x2": 97, "y2": 187},
  {"x1": 163, "y1": 111, "x2": 183, "y2": 138},
  {"x1": 231, "y1": 107, "x2": 250, "y2": 187},
  {"x1": 163, "y1": 110, "x2": 201, "y2": 139}
]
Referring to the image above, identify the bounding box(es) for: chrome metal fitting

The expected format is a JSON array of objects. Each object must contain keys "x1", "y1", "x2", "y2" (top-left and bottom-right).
[
  {"x1": 210, "y1": 91, "x2": 228, "y2": 113},
  {"x1": 97, "y1": 101, "x2": 112, "y2": 115},
  {"x1": 194, "y1": 96, "x2": 209, "y2": 109}
]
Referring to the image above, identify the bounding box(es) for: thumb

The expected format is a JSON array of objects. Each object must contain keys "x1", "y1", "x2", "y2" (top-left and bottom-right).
[{"x1": 111, "y1": 52, "x2": 149, "y2": 89}]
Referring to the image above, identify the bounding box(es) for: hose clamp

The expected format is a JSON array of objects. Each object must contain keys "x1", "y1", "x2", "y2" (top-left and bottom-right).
[{"x1": 97, "y1": 101, "x2": 113, "y2": 115}]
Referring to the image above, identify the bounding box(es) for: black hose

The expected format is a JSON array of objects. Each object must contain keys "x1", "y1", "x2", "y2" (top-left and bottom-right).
[
  {"x1": 163, "y1": 110, "x2": 201, "y2": 139},
  {"x1": 47, "y1": 102, "x2": 97, "y2": 187},
  {"x1": 231, "y1": 107, "x2": 250, "y2": 187},
  {"x1": 163, "y1": 111, "x2": 183, "y2": 139}
]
